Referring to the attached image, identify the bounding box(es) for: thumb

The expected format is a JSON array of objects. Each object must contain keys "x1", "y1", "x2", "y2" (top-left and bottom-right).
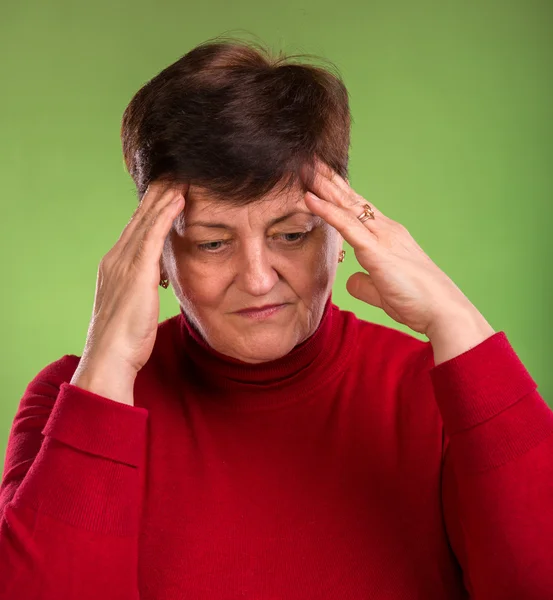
[{"x1": 346, "y1": 272, "x2": 382, "y2": 309}]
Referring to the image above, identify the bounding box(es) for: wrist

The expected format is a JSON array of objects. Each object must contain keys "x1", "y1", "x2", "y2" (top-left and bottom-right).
[
  {"x1": 426, "y1": 308, "x2": 496, "y2": 366},
  {"x1": 70, "y1": 360, "x2": 137, "y2": 406}
]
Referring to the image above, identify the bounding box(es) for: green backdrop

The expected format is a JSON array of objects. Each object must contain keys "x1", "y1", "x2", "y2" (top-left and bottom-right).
[{"x1": 1, "y1": 0, "x2": 552, "y2": 464}]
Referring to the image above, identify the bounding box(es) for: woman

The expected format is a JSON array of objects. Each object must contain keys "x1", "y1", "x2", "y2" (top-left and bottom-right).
[{"x1": 1, "y1": 38, "x2": 552, "y2": 600}]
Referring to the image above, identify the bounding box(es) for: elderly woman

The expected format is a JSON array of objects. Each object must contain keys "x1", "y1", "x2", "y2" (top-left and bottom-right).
[{"x1": 1, "y1": 39, "x2": 552, "y2": 600}]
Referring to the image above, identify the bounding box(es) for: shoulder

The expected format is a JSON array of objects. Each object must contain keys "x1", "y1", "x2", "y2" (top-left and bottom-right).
[
  {"x1": 334, "y1": 307, "x2": 441, "y2": 438},
  {"x1": 24, "y1": 354, "x2": 82, "y2": 398},
  {"x1": 7, "y1": 355, "x2": 82, "y2": 442},
  {"x1": 157, "y1": 312, "x2": 181, "y2": 344},
  {"x1": 333, "y1": 304, "x2": 434, "y2": 378},
  {"x1": 334, "y1": 304, "x2": 429, "y2": 355},
  {"x1": 152, "y1": 312, "x2": 182, "y2": 362},
  {"x1": 24, "y1": 314, "x2": 182, "y2": 400}
]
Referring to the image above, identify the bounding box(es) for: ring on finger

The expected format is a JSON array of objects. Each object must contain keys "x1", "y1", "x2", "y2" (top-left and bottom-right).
[{"x1": 357, "y1": 203, "x2": 376, "y2": 223}]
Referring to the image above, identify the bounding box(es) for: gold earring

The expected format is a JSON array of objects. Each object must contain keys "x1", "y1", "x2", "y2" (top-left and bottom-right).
[
  {"x1": 159, "y1": 278, "x2": 169, "y2": 289},
  {"x1": 338, "y1": 250, "x2": 346, "y2": 263}
]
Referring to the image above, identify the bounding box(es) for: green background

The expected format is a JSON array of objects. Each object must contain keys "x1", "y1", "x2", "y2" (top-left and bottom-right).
[{"x1": 1, "y1": 0, "x2": 552, "y2": 464}]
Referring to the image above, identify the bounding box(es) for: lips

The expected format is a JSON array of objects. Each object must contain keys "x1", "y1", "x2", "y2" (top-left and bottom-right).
[
  {"x1": 237, "y1": 303, "x2": 285, "y2": 313},
  {"x1": 234, "y1": 304, "x2": 289, "y2": 320}
]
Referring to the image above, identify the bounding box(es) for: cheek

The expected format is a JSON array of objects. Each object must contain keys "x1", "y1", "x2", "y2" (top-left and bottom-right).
[
  {"x1": 165, "y1": 236, "x2": 226, "y2": 303},
  {"x1": 178, "y1": 260, "x2": 228, "y2": 304},
  {"x1": 308, "y1": 231, "x2": 338, "y2": 277},
  {"x1": 285, "y1": 236, "x2": 337, "y2": 300}
]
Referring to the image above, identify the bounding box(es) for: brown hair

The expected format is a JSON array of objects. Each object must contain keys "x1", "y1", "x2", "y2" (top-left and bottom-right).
[{"x1": 121, "y1": 36, "x2": 351, "y2": 205}]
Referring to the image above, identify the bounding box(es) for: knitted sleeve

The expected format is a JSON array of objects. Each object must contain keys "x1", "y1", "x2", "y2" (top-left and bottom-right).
[
  {"x1": 417, "y1": 331, "x2": 553, "y2": 599},
  {"x1": 0, "y1": 355, "x2": 148, "y2": 599}
]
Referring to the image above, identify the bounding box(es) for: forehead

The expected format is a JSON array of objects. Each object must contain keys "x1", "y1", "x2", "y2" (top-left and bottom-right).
[{"x1": 184, "y1": 183, "x2": 309, "y2": 223}]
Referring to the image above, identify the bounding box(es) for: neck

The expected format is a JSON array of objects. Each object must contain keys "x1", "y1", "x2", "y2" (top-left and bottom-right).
[{"x1": 174, "y1": 293, "x2": 350, "y2": 411}]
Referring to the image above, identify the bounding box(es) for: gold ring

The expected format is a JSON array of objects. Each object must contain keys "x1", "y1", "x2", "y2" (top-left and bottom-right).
[{"x1": 357, "y1": 203, "x2": 375, "y2": 223}]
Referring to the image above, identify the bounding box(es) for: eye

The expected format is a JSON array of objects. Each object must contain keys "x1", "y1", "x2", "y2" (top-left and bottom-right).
[
  {"x1": 196, "y1": 231, "x2": 309, "y2": 253},
  {"x1": 277, "y1": 232, "x2": 309, "y2": 243},
  {"x1": 197, "y1": 241, "x2": 228, "y2": 252}
]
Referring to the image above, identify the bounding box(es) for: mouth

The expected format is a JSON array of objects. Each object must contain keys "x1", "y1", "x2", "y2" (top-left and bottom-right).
[{"x1": 234, "y1": 303, "x2": 289, "y2": 320}]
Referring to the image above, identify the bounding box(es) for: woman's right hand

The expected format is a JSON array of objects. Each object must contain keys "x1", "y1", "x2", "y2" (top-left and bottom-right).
[{"x1": 70, "y1": 181, "x2": 187, "y2": 405}]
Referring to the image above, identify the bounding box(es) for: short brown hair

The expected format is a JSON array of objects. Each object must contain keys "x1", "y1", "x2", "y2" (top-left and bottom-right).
[{"x1": 121, "y1": 37, "x2": 351, "y2": 205}]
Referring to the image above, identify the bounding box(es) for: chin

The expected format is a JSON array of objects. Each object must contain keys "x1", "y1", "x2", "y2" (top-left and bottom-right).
[{"x1": 231, "y1": 332, "x2": 298, "y2": 364}]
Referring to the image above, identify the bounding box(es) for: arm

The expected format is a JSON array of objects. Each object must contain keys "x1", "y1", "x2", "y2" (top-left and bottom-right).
[
  {"x1": 421, "y1": 331, "x2": 553, "y2": 599},
  {"x1": 0, "y1": 355, "x2": 148, "y2": 599}
]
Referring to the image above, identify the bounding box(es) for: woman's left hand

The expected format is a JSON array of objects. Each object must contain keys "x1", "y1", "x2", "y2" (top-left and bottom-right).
[{"x1": 303, "y1": 159, "x2": 491, "y2": 340}]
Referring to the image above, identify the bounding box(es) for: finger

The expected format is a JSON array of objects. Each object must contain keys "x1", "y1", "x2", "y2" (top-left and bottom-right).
[
  {"x1": 137, "y1": 181, "x2": 186, "y2": 229},
  {"x1": 304, "y1": 191, "x2": 382, "y2": 262},
  {"x1": 138, "y1": 182, "x2": 187, "y2": 233},
  {"x1": 312, "y1": 157, "x2": 351, "y2": 194},
  {"x1": 119, "y1": 182, "x2": 187, "y2": 249},
  {"x1": 116, "y1": 181, "x2": 174, "y2": 247},
  {"x1": 346, "y1": 272, "x2": 382, "y2": 309},
  {"x1": 309, "y1": 162, "x2": 385, "y2": 221},
  {"x1": 136, "y1": 194, "x2": 185, "y2": 272}
]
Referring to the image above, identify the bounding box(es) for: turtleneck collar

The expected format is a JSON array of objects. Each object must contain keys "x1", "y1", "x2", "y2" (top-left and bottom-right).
[{"x1": 175, "y1": 294, "x2": 351, "y2": 411}]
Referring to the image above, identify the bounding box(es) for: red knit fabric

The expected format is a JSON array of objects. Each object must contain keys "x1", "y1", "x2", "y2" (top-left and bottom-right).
[{"x1": 1, "y1": 296, "x2": 552, "y2": 599}]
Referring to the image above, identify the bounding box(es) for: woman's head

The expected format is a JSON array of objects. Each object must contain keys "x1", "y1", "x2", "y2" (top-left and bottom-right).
[{"x1": 121, "y1": 37, "x2": 351, "y2": 363}]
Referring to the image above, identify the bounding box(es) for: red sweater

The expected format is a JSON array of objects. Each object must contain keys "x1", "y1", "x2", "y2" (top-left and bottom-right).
[{"x1": 1, "y1": 296, "x2": 552, "y2": 599}]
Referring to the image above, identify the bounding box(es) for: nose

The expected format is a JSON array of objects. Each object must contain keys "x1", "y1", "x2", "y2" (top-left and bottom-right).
[{"x1": 235, "y1": 243, "x2": 280, "y2": 297}]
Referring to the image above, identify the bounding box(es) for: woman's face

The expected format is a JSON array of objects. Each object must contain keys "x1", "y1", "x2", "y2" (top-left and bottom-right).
[{"x1": 162, "y1": 181, "x2": 343, "y2": 364}]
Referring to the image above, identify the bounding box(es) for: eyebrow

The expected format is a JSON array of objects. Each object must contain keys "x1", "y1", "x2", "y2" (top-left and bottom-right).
[{"x1": 186, "y1": 211, "x2": 318, "y2": 230}]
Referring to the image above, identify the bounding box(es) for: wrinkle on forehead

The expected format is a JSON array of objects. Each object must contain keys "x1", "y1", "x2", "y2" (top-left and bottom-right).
[{"x1": 175, "y1": 183, "x2": 308, "y2": 235}]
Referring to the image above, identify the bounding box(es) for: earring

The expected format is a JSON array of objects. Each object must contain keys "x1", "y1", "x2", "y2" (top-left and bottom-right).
[
  {"x1": 338, "y1": 250, "x2": 346, "y2": 263},
  {"x1": 159, "y1": 278, "x2": 169, "y2": 289}
]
